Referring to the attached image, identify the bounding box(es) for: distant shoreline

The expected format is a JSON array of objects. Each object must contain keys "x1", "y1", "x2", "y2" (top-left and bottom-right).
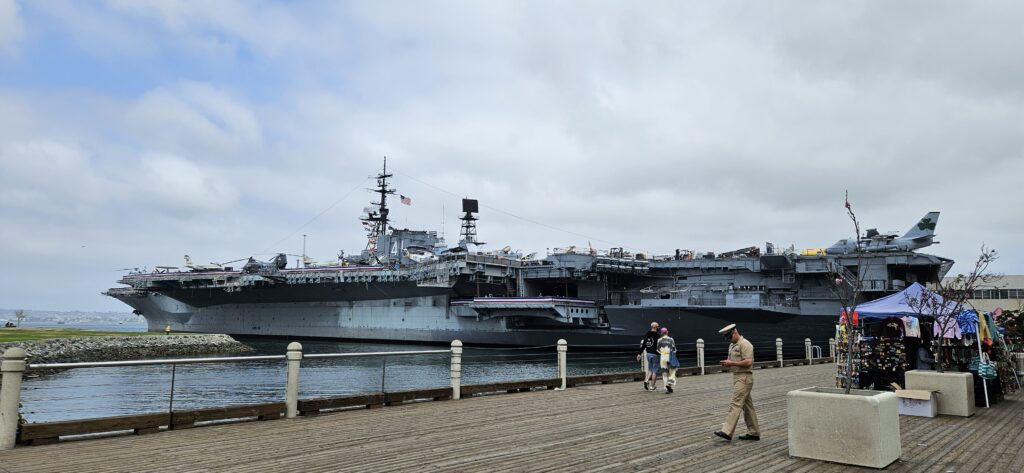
[{"x1": 5, "y1": 320, "x2": 147, "y2": 334}]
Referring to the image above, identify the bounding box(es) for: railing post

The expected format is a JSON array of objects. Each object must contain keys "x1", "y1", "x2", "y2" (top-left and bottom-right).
[
  {"x1": 776, "y1": 338, "x2": 783, "y2": 368},
  {"x1": 285, "y1": 342, "x2": 302, "y2": 419},
  {"x1": 805, "y1": 338, "x2": 812, "y2": 364},
  {"x1": 829, "y1": 338, "x2": 836, "y2": 360},
  {"x1": 450, "y1": 340, "x2": 463, "y2": 400},
  {"x1": 1, "y1": 348, "x2": 27, "y2": 450},
  {"x1": 556, "y1": 339, "x2": 567, "y2": 390},
  {"x1": 696, "y1": 338, "x2": 705, "y2": 375}
]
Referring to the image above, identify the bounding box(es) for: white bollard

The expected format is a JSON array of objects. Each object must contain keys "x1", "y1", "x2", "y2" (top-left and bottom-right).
[
  {"x1": 805, "y1": 338, "x2": 812, "y2": 364},
  {"x1": 556, "y1": 339, "x2": 567, "y2": 390},
  {"x1": 285, "y1": 342, "x2": 302, "y2": 419},
  {"x1": 1, "y1": 348, "x2": 27, "y2": 450},
  {"x1": 829, "y1": 338, "x2": 836, "y2": 360},
  {"x1": 776, "y1": 338, "x2": 783, "y2": 368},
  {"x1": 696, "y1": 338, "x2": 705, "y2": 375},
  {"x1": 450, "y1": 340, "x2": 463, "y2": 400}
]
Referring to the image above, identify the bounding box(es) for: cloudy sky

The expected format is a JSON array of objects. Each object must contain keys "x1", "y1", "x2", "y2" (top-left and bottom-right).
[{"x1": 1, "y1": 1, "x2": 1022, "y2": 311}]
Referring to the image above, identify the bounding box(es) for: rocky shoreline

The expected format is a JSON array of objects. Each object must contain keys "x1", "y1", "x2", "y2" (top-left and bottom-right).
[{"x1": 0, "y1": 334, "x2": 254, "y2": 367}]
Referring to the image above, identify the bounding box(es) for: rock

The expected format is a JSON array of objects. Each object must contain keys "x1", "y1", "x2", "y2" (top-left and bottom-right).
[{"x1": 0, "y1": 334, "x2": 254, "y2": 367}]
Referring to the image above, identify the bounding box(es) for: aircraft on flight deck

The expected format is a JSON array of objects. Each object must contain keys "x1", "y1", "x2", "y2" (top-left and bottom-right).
[{"x1": 825, "y1": 212, "x2": 939, "y2": 255}]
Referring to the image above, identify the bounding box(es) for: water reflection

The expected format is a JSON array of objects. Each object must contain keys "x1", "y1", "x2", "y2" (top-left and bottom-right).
[{"x1": 20, "y1": 339, "x2": 647, "y2": 423}]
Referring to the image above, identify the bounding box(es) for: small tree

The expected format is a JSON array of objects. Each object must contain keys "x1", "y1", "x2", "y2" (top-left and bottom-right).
[
  {"x1": 15, "y1": 309, "x2": 27, "y2": 327},
  {"x1": 994, "y1": 304, "x2": 1022, "y2": 341},
  {"x1": 905, "y1": 247, "x2": 999, "y2": 372},
  {"x1": 826, "y1": 191, "x2": 866, "y2": 394}
]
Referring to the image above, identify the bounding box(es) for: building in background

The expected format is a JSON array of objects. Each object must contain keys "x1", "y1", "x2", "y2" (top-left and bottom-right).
[{"x1": 945, "y1": 275, "x2": 1024, "y2": 313}]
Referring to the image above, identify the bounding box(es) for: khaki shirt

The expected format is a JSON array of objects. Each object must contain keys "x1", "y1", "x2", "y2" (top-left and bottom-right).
[{"x1": 728, "y1": 336, "x2": 754, "y2": 373}]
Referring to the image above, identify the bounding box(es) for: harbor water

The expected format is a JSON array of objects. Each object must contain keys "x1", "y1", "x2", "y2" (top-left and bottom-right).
[{"x1": 16, "y1": 322, "x2": 650, "y2": 423}]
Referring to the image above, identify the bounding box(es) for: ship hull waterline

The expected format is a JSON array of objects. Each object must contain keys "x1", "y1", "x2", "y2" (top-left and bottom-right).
[{"x1": 114, "y1": 292, "x2": 839, "y2": 358}]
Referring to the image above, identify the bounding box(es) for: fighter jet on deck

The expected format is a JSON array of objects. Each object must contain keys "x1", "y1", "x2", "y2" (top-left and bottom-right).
[
  {"x1": 825, "y1": 212, "x2": 939, "y2": 255},
  {"x1": 183, "y1": 255, "x2": 224, "y2": 271}
]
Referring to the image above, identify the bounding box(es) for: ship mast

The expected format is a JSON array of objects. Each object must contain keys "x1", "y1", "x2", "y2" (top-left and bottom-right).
[{"x1": 361, "y1": 158, "x2": 395, "y2": 258}]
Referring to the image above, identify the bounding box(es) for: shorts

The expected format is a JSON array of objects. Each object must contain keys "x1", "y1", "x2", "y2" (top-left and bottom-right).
[{"x1": 646, "y1": 353, "x2": 660, "y2": 375}]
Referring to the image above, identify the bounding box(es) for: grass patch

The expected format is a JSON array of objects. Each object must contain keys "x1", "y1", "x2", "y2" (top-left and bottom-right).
[{"x1": 0, "y1": 328, "x2": 164, "y2": 343}]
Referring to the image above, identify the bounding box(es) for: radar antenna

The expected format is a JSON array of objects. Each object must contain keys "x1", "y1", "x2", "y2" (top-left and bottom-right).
[{"x1": 459, "y1": 198, "x2": 484, "y2": 247}]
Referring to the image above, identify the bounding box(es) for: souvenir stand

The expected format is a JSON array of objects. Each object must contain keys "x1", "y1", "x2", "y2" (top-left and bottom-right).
[
  {"x1": 960, "y1": 307, "x2": 1021, "y2": 398},
  {"x1": 834, "y1": 283, "x2": 1020, "y2": 406}
]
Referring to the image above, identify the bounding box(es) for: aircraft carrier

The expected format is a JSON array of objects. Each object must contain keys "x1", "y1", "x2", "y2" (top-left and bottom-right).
[{"x1": 106, "y1": 162, "x2": 953, "y2": 350}]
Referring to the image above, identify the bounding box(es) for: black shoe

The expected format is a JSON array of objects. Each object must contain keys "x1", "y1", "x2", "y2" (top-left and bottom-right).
[
  {"x1": 666, "y1": 385, "x2": 673, "y2": 393},
  {"x1": 738, "y1": 434, "x2": 760, "y2": 441},
  {"x1": 643, "y1": 381, "x2": 649, "y2": 390},
  {"x1": 713, "y1": 431, "x2": 732, "y2": 441}
]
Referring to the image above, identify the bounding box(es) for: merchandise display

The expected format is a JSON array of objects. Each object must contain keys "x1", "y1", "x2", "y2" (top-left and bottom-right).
[{"x1": 832, "y1": 284, "x2": 1021, "y2": 402}]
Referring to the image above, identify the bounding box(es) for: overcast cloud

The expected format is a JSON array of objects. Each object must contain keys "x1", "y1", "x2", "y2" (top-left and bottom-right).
[{"x1": 1, "y1": 1, "x2": 1022, "y2": 311}]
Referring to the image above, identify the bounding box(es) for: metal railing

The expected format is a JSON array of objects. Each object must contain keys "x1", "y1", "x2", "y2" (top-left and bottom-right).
[
  {"x1": 0, "y1": 343, "x2": 458, "y2": 449},
  {"x1": 0, "y1": 336, "x2": 837, "y2": 449}
]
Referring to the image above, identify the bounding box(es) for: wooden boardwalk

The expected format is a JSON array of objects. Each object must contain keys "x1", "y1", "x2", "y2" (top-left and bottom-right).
[{"x1": 0, "y1": 363, "x2": 1020, "y2": 472}]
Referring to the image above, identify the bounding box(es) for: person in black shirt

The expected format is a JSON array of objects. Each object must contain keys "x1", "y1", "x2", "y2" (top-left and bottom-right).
[
  {"x1": 880, "y1": 316, "x2": 905, "y2": 339},
  {"x1": 636, "y1": 322, "x2": 661, "y2": 391}
]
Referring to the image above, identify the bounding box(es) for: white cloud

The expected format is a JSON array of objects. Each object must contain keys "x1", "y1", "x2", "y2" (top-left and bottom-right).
[
  {"x1": 30, "y1": 0, "x2": 160, "y2": 57},
  {"x1": 0, "y1": 0, "x2": 23, "y2": 55},
  {"x1": 104, "y1": 0, "x2": 347, "y2": 59},
  {"x1": 2, "y1": 2, "x2": 1024, "y2": 311},
  {"x1": 132, "y1": 153, "x2": 241, "y2": 215},
  {"x1": 127, "y1": 82, "x2": 262, "y2": 159},
  {"x1": 0, "y1": 141, "x2": 112, "y2": 220}
]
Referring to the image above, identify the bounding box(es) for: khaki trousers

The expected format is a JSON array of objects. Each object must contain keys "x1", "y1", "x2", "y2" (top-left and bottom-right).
[{"x1": 722, "y1": 372, "x2": 759, "y2": 436}]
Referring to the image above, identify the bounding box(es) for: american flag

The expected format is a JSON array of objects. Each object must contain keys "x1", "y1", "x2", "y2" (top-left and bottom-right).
[{"x1": 400, "y1": 195, "x2": 411, "y2": 205}]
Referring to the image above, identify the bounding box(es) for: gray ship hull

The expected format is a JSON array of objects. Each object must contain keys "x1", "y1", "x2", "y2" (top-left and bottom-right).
[
  {"x1": 114, "y1": 291, "x2": 626, "y2": 347},
  {"x1": 113, "y1": 289, "x2": 838, "y2": 355}
]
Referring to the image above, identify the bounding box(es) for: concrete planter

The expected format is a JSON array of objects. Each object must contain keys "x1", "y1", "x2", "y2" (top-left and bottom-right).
[
  {"x1": 787, "y1": 387, "x2": 901, "y2": 469},
  {"x1": 904, "y1": 370, "x2": 975, "y2": 417}
]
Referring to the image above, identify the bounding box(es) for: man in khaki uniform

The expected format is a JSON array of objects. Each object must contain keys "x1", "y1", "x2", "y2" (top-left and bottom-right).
[{"x1": 713, "y1": 323, "x2": 760, "y2": 441}]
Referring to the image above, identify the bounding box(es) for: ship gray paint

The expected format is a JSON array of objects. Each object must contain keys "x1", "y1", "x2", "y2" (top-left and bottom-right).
[
  {"x1": 106, "y1": 247, "x2": 951, "y2": 351},
  {"x1": 106, "y1": 165, "x2": 953, "y2": 350}
]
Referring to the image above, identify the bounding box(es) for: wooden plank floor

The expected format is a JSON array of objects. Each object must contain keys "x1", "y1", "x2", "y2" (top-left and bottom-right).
[{"x1": 1, "y1": 363, "x2": 1020, "y2": 472}]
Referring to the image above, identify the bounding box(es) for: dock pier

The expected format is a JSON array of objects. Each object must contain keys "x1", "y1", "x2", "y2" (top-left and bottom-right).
[{"x1": 1, "y1": 344, "x2": 1020, "y2": 471}]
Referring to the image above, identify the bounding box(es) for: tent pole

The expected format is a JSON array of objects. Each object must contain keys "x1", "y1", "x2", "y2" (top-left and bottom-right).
[{"x1": 975, "y1": 316, "x2": 989, "y2": 408}]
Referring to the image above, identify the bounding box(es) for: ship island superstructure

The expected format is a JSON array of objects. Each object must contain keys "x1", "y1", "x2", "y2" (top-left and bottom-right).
[{"x1": 106, "y1": 163, "x2": 953, "y2": 349}]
